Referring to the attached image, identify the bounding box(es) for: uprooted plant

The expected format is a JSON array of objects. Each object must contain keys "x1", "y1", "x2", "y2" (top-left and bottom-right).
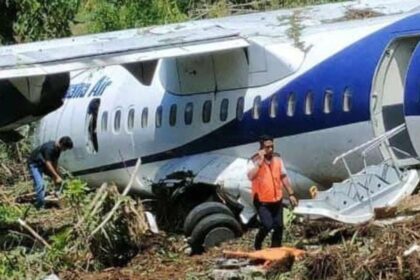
[{"x1": 0, "y1": 178, "x2": 151, "y2": 278}]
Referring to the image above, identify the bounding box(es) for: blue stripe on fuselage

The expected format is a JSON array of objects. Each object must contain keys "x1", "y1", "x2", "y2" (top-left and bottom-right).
[{"x1": 73, "y1": 13, "x2": 420, "y2": 176}]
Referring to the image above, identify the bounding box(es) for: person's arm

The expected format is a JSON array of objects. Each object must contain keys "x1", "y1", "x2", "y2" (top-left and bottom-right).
[
  {"x1": 280, "y1": 159, "x2": 298, "y2": 207},
  {"x1": 45, "y1": 160, "x2": 62, "y2": 183},
  {"x1": 52, "y1": 161, "x2": 60, "y2": 174},
  {"x1": 247, "y1": 150, "x2": 265, "y2": 180},
  {"x1": 42, "y1": 145, "x2": 62, "y2": 183},
  {"x1": 247, "y1": 161, "x2": 259, "y2": 180}
]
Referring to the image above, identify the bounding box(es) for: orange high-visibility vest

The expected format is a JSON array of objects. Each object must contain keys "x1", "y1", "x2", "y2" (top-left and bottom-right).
[{"x1": 251, "y1": 157, "x2": 283, "y2": 203}]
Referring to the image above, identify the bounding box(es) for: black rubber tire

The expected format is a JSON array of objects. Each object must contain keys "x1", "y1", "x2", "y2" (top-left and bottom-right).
[
  {"x1": 189, "y1": 213, "x2": 242, "y2": 254},
  {"x1": 183, "y1": 202, "x2": 234, "y2": 236}
]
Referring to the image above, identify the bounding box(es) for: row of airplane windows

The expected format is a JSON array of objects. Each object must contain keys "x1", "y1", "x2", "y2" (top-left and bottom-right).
[{"x1": 100, "y1": 89, "x2": 352, "y2": 133}]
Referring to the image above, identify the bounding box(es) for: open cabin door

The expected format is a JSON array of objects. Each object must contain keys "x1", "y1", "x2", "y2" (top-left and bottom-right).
[
  {"x1": 404, "y1": 41, "x2": 420, "y2": 161},
  {"x1": 371, "y1": 37, "x2": 420, "y2": 166}
]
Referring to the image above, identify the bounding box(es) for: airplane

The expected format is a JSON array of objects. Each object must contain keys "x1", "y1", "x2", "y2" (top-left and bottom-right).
[
  {"x1": 21, "y1": 0, "x2": 420, "y2": 252},
  {"x1": 0, "y1": 12, "x2": 247, "y2": 142}
]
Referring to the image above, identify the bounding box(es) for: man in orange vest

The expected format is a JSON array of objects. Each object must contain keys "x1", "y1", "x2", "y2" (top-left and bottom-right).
[{"x1": 247, "y1": 135, "x2": 298, "y2": 250}]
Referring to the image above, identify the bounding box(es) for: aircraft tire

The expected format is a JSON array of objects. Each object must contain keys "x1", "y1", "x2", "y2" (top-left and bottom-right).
[
  {"x1": 183, "y1": 202, "x2": 234, "y2": 236},
  {"x1": 189, "y1": 213, "x2": 242, "y2": 254}
]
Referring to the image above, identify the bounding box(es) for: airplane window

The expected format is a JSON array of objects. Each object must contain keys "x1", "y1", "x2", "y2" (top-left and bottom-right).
[
  {"x1": 343, "y1": 88, "x2": 352, "y2": 112},
  {"x1": 101, "y1": 111, "x2": 108, "y2": 132},
  {"x1": 169, "y1": 104, "x2": 177, "y2": 127},
  {"x1": 156, "y1": 106, "x2": 162, "y2": 128},
  {"x1": 287, "y1": 92, "x2": 296, "y2": 117},
  {"x1": 220, "y1": 98, "x2": 229, "y2": 122},
  {"x1": 236, "y1": 97, "x2": 244, "y2": 121},
  {"x1": 305, "y1": 91, "x2": 314, "y2": 115},
  {"x1": 252, "y1": 96, "x2": 261, "y2": 119},
  {"x1": 127, "y1": 108, "x2": 135, "y2": 131},
  {"x1": 270, "y1": 95, "x2": 278, "y2": 118},
  {"x1": 202, "y1": 100, "x2": 212, "y2": 123},
  {"x1": 141, "y1": 108, "x2": 148, "y2": 128},
  {"x1": 324, "y1": 89, "x2": 333, "y2": 114},
  {"x1": 114, "y1": 110, "x2": 121, "y2": 132},
  {"x1": 185, "y1": 102, "x2": 193, "y2": 125}
]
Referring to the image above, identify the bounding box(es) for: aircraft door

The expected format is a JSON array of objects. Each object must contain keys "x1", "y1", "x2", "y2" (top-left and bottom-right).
[
  {"x1": 371, "y1": 37, "x2": 420, "y2": 165},
  {"x1": 86, "y1": 98, "x2": 100, "y2": 154},
  {"x1": 404, "y1": 42, "x2": 420, "y2": 159}
]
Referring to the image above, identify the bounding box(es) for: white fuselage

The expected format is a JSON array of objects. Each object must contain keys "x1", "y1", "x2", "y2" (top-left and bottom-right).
[{"x1": 36, "y1": 5, "x2": 420, "y2": 223}]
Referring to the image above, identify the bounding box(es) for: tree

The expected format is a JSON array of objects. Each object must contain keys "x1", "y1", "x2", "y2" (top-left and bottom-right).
[
  {"x1": 83, "y1": 0, "x2": 187, "y2": 33},
  {"x1": 0, "y1": 1, "x2": 17, "y2": 44},
  {"x1": 0, "y1": 0, "x2": 80, "y2": 44}
]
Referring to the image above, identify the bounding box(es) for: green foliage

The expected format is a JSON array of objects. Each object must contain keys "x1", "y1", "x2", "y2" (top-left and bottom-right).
[
  {"x1": 63, "y1": 179, "x2": 90, "y2": 217},
  {"x1": 14, "y1": 0, "x2": 80, "y2": 42},
  {"x1": 0, "y1": 0, "x2": 79, "y2": 44},
  {"x1": 0, "y1": 1, "x2": 17, "y2": 45},
  {"x1": 83, "y1": 0, "x2": 187, "y2": 33},
  {"x1": 0, "y1": 204, "x2": 21, "y2": 224},
  {"x1": 45, "y1": 228, "x2": 74, "y2": 269},
  {"x1": 178, "y1": 0, "x2": 347, "y2": 19},
  {"x1": 0, "y1": 249, "x2": 26, "y2": 279},
  {"x1": 283, "y1": 207, "x2": 297, "y2": 243},
  {"x1": 0, "y1": 126, "x2": 33, "y2": 186}
]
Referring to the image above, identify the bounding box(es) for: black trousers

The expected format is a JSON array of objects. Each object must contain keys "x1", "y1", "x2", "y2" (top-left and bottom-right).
[{"x1": 254, "y1": 200, "x2": 283, "y2": 250}]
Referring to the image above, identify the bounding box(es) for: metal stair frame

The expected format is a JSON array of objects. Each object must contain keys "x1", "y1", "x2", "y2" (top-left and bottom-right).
[{"x1": 294, "y1": 124, "x2": 420, "y2": 224}]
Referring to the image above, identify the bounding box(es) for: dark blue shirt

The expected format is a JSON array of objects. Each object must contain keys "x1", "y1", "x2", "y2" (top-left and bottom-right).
[{"x1": 28, "y1": 141, "x2": 61, "y2": 167}]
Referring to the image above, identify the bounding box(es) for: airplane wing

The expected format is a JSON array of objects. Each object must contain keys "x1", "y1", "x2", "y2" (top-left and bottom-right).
[
  {"x1": 0, "y1": 26, "x2": 248, "y2": 79},
  {"x1": 0, "y1": 25, "x2": 249, "y2": 137}
]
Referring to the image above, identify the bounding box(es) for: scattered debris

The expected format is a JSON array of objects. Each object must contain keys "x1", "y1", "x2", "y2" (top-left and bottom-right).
[
  {"x1": 404, "y1": 244, "x2": 420, "y2": 257},
  {"x1": 43, "y1": 274, "x2": 60, "y2": 280},
  {"x1": 286, "y1": 10, "x2": 307, "y2": 52},
  {"x1": 398, "y1": 193, "x2": 420, "y2": 215},
  {"x1": 1, "y1": 160, "x2": 419, "y2": 279},
  {"x1": 292, "y1": 214, "x2": 420, "y2": 280},
  {"x1": 323, "y1": 7, "x2": 385, "y2": 23},
  {"x1": 374, "y1": 206, "x2": 398, "y2": 220},
  {"x1": 223, "y1": 247, "x2": 305, "y2": 268},
  {"x1": 344, "y1": 7, "x2": 384, "y2": 20},
  {"x1": 212, "y1": 265, "x2": 266, "y2": 280},
  {"x1": 17, "y1": 218, "x2": 51, "y2": 249}
]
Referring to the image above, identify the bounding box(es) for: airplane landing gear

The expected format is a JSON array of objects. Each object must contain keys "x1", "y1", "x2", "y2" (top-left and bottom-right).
[{"x1": 184, "y1": 202, "x2": 242, "y2": 254}]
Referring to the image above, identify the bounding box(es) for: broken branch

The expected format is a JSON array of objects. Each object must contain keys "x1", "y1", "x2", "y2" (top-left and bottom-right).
[
  {"x1": 18, "y1": 218, "x2": 51, "y2": 249},
  {"x1": 90, "y1": 159, "x2": 141, "y2": 237}
]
